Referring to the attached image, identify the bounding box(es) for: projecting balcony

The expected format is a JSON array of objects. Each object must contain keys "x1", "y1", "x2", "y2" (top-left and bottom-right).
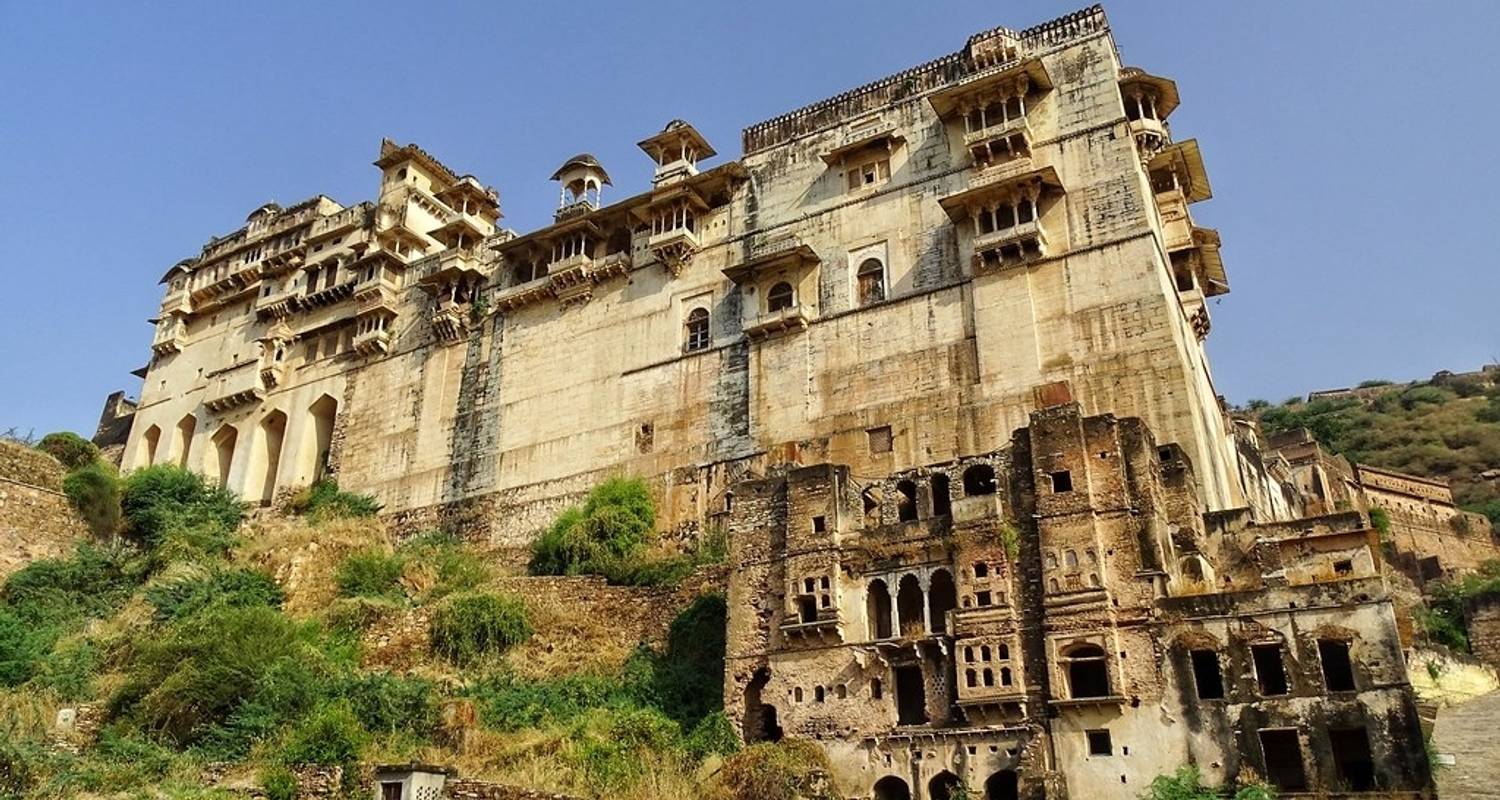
[
  {"x1": 189, "y1": 264, "x2": 260, "y2": 307},
  {"x1": 353, "y1": 327, "x2": 393, "y2": 356},
  {"x1": 1127, "y1": 116, "x2": 1170, "y2": 157},
  {"x1": 647, "y1": 226, "x2": 700, "y2": 275},
  {"x1": 204, "y1": 362, "x2": 265, "y2": 413},
  {"x1": 259, "y1": 361, "x2": 287, "y2": 389},
  {"x1": 743, "y1": 304, "x2": 812, "y2": 340},
  {"x1": 963, "y1": 117, "x2": 1033, "y2": 168},
  {"x1": 151, "y1": 319, "x2": 187, "y2": 356},
  {"x1": 972, "y1": 221, "x2": 1047, "y2": 274},
  {"x1": 430, "y1": 300, "x2": 470, "y2": 344},
  {"x1": 159, "y1": 289, "x2": 192, "y2": 317},
  {"x1": 353, "y1": 276, "x2": 399, "y2": 316},
  {"x1": 254, "y1": 288, "x2": 295, "y2": 320},
  {"x1": 295, "y1": 278, "x2": 357, "y2": 311}
]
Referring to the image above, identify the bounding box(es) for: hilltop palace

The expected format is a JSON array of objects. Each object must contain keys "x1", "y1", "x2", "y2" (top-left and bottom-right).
[{"x1": 106, "y1": 6, "x2": 1497, "y2": 798}]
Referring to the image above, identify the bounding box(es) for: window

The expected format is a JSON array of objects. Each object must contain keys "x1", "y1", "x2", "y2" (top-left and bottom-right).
[
  {"x1": 867, "y1": 579, "x2": 892, "y2": 639},
  {"x1": 1050, "y1": 470, "x2": 1074, "y2": 493},
  {"x1": 684, "y1": 307, "x2": 711, "y2": 352},
  {"x1": 767, "y1": 281, "x2": 795, "y2": 312},
  {"x1": 975, "y1": 590, "x2": 992, "y2": 607},
  {"x1": 973, "y1": 562, "x2": 988, "y2": 579},
  {"x1": 1252, "y1": 643, "x2": 1289, "y2": 696},
  {"x1": 814, "y1": 686, "x2": 825, "y2": 702},
  {"x1": 812, "y1": 515, "x2": 826, "y2": 532},
  {"x1": 847, "y1": 156, "x2": 891, "y2": 191},
  {"x1": 931, "y1": 474, "x2": 951, "y2": 516},
  {"x1": 1063, "y1": 644, "x2": 1111, "y2": 698},
  {"x1": 857, "y1": 258, "x2": 886, "y2": 305},
  {"x1": 1333, "y1": 559, "x2": 1353, "y2": 576},
  {"x1": 894, "y1": 665, "x2": 927, "y2": 725},
  {"x1": 896, "y1": 480, "x2": 918, "y2": 522},
  {"x1": 868, "y1": 425, "x2": 893, "y2": 454},
  {"x1": 1318, "y1": 639, "x2": 1356, "y2": 692},
  {"x1": 1330, "y1": 728, "x2": 1375, "y2": 791},
  {"x1": 871, "y1": 678, "x2": 883, "y2": 699},
  {"x1": 963, "y1": 464, "x2": 996, "y2": 496},
  {"x1": 1086, "y1": 729, "x2": 1113, "y2": 756},
  {"x1": 1189, "y1": 649, "x2": 1225, "y2": 700},
  {"x1": 1258, "y1": 729, "x2": 1307, "y2": 791},
  {"x1": 381, "y1": 782, "x2": 404, "y2": 800}
]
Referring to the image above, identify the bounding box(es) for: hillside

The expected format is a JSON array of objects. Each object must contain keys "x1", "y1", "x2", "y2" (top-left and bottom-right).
[
  {"x1": 1245, "y1": 368, "x2": 1500, "y2": 522},
  {"x1": 0, "y1": 457, "x2": 833, "y2": 800}
]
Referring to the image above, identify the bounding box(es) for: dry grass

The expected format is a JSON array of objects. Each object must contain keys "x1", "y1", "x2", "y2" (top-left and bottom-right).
[
  {"x1": 504, "y1": 594, "x2": 638, "y2": 680},
  {"x1": 0, "y1": 686, "x2": 59, "y2": 741},
  {"x1": 235, "y1": 515, "x2": 392, "y2": 616}
]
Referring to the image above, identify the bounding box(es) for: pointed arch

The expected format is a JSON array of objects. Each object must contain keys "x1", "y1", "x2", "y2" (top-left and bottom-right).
[
  {"x1": 299, "y1": 394, "x2": 338, "y2": 485},
  {"x1": 139, "y1": 424, "x2": 162, "y2": 467},
  {"x1": 174, "y1": 414, "x2": 197, "y2": 468},
  {"x1": 208, "y1": 424, "x2": 238, "y2": 489}
]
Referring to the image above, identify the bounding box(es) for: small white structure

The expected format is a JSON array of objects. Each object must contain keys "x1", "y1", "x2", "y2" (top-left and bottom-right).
[{"x1": 372, "y1": 763, "x2": 452, "y2": 800}]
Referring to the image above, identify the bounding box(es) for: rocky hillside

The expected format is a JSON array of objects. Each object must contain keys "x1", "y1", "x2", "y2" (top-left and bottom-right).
[{"x1": 1245, "y1": 367, "x2": 1500, "y2": 522}]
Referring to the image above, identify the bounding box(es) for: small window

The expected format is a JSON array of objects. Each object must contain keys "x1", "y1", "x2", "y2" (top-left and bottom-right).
[
  {"x1": 963, "y1": 464, "x2": 996, "y2": 496},
  {"x1": 796, "y1": 596, "x2": 817, "y2": 623},
  {"x1": 1190, "y1": 649, "x2": 1225, "y2": 700},
  {"x1": 973, "y1": 562, "x2": 989, "y2": 579},
  {"x1": 793, "y1": 687, "x2": 803, "y2": 703},
  {"x1": 814, "y1": 686, "x2": 825, "y2": 702},
  {"x1": 847, "y1": 156, "x2": 891, "y2": 191},
  {"x1": 1252, "y1": 643, "x2": 1290, "y2": 696},
  {"x1": 975, "y1": 591, "x2": 992, "y2": 607},
  {"x1": 857, "y1": 258, "x2": 886, "y2": 305},
  {"x1": 381, "y1": 782, "x2": 404, "y2": 800},
  {"x1": 1318, "y1": 639, "x2": 1356, "y2": 692},
  {"x1": 871, "y1": 678, "x2": 883, "y2": 699},
  {"x1": 813, "y1": 515, "x2": 826, "y2": 532},
  {"x1": 1050, "y1": 470, "x2": 1074, "y2": 493},
  {"x1": 684, "y1": 307, "x2": 711, "y2": 352},
  {"x1": 868, "y1": 426, "x2": 893, "y2": 454},
  {"x1": 767, "y1": 282, "x2": 795, "y2": 312},
  {"x1": 1086, "y1": 729, "x2": 1113, "y2": 756},
  {"x1": 1333, "y1": 559, "x2": 1353, "y2": 577}
]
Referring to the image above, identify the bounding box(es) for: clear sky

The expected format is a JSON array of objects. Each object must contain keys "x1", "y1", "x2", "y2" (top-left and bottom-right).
[{"x1": 2, "y1": 1, "x2": 1496, "y2": 437}]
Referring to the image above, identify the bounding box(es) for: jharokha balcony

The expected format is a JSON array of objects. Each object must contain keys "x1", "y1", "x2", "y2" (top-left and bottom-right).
[
  {"x1": 150, "y1": 317, "x2": 187, "y2": 356},
  {"x1": 204, "y1": 360, "x2": 265, "y2": 413},
  {"x1": 743, "y1": 304, "x2": 812, "y2": 340}
]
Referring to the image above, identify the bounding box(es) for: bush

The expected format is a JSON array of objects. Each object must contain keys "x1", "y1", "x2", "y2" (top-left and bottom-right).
[
  {"x1": 62, "y1": 461, "x2": 122, "y2": 536},
  {"x1": 713, "y1": 739, "x2": 836, "y2": 800},
  {"x1": 120, "y1": 465, "x2": 243, "y2": 546},
  {"x1": 635, "y1": 593, "x2": 726, "y2": 730},
  {"x1": 468, "y1": 670, "x2": 637, "y2": 732},
  {"x1": 561, "y1": 706, "x2": 682, "y2": 792},
  {"x1": 36, "y1": 432, "x2": 98, "y2": 470},
  {"x1": 31, "y1": 639, "x2": 98, "y2": 699},
  {"x1": 334, "y1": 550, "x2": 406, "y2": 601},
  {"x1": 145, "y1": 567, "x2": 283, "y2": 622},
  {"x1": 2, "y1": 543, "x2": 145, "y2": 629},
  {"x1": 277, "y1": 701, "x2": 369, "y2": 767},
  {"x1": 115, "y1": 604, "x2": 327, "y2": 749},
  {"x1": 530, "y1": 477, "x2": 656, "y2": 577},
  {"x1": 397, "y1": 532, "x2": 491, "y2": 600},
  {"x1": 1141, "y1": 765, "x2": 1276, "y2": 800},
  {"x1": 684, "y1": 711, "x2": 741, "y2": 761},
  {"x1": 430, "y1": 592, "x2": 532, "y2": 665},
  {"x1": 0, "y1": 608, "x2": 51, "y2": 687},
  {"x1": 260, "y1": 766, "x2": 298, "y2": 800},
  {"x1": 291, "y1": 480, "x2": 382, "y2": 521},
  {"x1": 1369, "y1": 507, "x2": 1391, "y2": 537},
  {"x1": 340, "y1": 672, "x2": 438, "y2": 738},
  {"x1": 324, "y1": 596, "x2": 402, "y2": 634}
]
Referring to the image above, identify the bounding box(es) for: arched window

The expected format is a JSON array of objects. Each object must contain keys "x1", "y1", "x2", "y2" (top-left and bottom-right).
[
  {"x1": 896, "y1": 574, "x2": 924, "y2": 636},
  {"x1": 874, "y1": 776, "x2": 912, "y2": 800},
  {"x1": 928, "y1": 569, "x2": 957, "y2": 634},
  {"x1": 1062, "y1": 643, "x2": 1111, "y2": 698},
  {"x1": 867, "y1": 579, "x2": 893, "y2": 639},
  {"x1": 985, "y1": 770, "x2": 1019, "y2": 800},
  {"x1": 857, "y1": 258, "x2": 886, "y2": 305},
  {"x1": 929, "y1": 772, "x2": 962, "y2": 800},
  {"x1": 931, "y1": 473, "x2": 951, "y2": 517},
  {"x1": 767, "y1": 281, "x2": 795, "y2": 312},
  {"x1": 963, "y1": 464, "x2": 996, "y2": 496},
  {"x1": 684, "y1": 307, "x2": 711, "y2": 352}
]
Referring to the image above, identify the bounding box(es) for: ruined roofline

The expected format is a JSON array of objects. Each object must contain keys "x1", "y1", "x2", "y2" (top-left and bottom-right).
[
  {"x1": 190, "y1": 193, "x2": 343, "y2": 267},
  {"x1": 1352, "y1": 462, "x2": 1454, "y2": 492},
  {"x1": 739, "y1": 4, "x2": 1109, "y2": 155},
  {"x1": 375, "y1": 138, "x2": 462, "y2": 187}
]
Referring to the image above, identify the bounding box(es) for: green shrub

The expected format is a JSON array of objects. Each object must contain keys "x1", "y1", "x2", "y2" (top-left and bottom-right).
[
  {"x1": 562, "y1": 706, "x2": 682, "y2": 792},
  {"x1": 115, "y1": 604, "x2": 327, "y2": 749},
  {"x1": 2, "y1": 543, "x2": 145, "y2": 629},
  {"x1": 62, "y1": 461, "x2": 122, "y2": 536},
  {"x1": 430, "y1": 592, "x2": 531, "y2": 665},
  {"x1": 1369, "y1": 507, "x2": 1391, "y2": 537},
  {"x1": 635, "y1": 593, "x2": 726, "y2": 730},
  {"x1": 36, "y1": 432, "x2": 98, "y2": 470},
  {"x1": 0, "y1": 608, "x2": 51, "y2": 687},
  {"x1": 277, "y1": 701, "x2": 369, "y2": 767},
  {"x1": 714, "y1": 739, "x2": 836, "y2": 800},
  {"x1": 397, "y1": 532, "x2": 491, "y2": 600},
  {"x1": 335, "y1": 550, "x2": 406, "y2": 601},
  {"x1": 145, "y1": 567, "x2": 283, "y2": 622},
  {"x1": 120, "y1": 465, "x2": 243, "y2": 546},
  {"x1": 1141, "y1": 765, "x2": 1276, "y2": 800},
  {"x1": 31, "y1": 639, "x2": 98, "y2": 699},
  {"x1": 468, "y1": 670, "x2": 636, "y2": 732},
  {"x1": 260, "y1": 766, "x2": 298, "y2": 800},
  {"x1": 291, "y1": 480, "x2": 382, "y2": 521},
  {"x1": 340, "y1": 672, "x2": 438, "y2": 738},
  {"x1": 530, "y1": 477, "x2": 656, "y2": 577},
  {"x1": 324, "y1": 596, "x2": 402, "y2": 634},
  {"x1": 684, "y1": 711, "x2": 741, "y2": 761}
]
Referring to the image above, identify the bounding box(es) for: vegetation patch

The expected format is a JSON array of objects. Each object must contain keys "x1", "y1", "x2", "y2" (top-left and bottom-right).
[
  {"x1": 289, "y1": 479, "x2": 382, "y2": 521},
  {"x1": 430, "y1": 592, "x2": 533, "y2": 666}
]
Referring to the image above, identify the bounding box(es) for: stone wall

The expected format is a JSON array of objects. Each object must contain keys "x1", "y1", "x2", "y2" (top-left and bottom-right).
[
  {"x1": 444, "y1": 779, "x2": 580, "y2": 800},
  {"x1": 1471, "y1": 594, "x2": 1500, "y2": 670},
  {"x1": 0, "y1": 441, "x2": 88, "y2": 578}
]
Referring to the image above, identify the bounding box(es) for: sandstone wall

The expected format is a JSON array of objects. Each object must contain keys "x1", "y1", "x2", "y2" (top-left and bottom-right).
[
  {"x1": 0, "y1": 441, "x2": 88, "y2": 578},
  {"x1": 1471, "y1": 595, "x2": 1500, "y2": 671}
]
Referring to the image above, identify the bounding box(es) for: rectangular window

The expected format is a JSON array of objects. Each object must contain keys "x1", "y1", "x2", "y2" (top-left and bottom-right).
[
  {"x1": 1318, "y1": 639, "x2": 1356, "y2": 692},
  {"x1": 380, "y1": 783, "x2": 404, "y2": 800},
  {"x1": 1258, "y1": 729, "x2": 1307, "y2": 791},
  {"x1": 1050, "y1": 470, "x2": 1073, "y2": 493},
  {"x1": 1252, "y1": 643, "x2": 1289, "y2": 696},
  {"x1": 812, "y1": 516, "x2": 826, "y2": 533},
  {"x1": 867, "y1": 426, "x2": 893, "y2": 454},
  {"x1": 894, "y1": 665, "x2": 927, "y2": 725},
  {"x1": 846, "y1": 156, "x2": 891, "y2": 191},
  {"x1": 975, "y1": 591, "x2": 992, "y2": 607},
  {"x1": 1329, "y1": 727, "x2": 1376, "y2": 791},
  {"x1": 1086, "y1": 729, "x2": 1113, "y2": 756},
  {"x1": 1190, "y1": 649, "x2": 1225, "y2": 700}
]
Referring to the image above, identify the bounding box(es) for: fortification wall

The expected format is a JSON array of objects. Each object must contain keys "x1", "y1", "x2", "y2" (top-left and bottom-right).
[{"x1": 0, "y1": 441, "x2": 88, "y2": 578}]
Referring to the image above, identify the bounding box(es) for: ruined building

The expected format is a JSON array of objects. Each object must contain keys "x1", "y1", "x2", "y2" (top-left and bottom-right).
[{"x1": 110, "y1": 5, "x2": 1440, "y2": 796}]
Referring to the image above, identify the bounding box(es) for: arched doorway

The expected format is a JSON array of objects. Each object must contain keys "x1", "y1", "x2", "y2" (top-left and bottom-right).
[
  {"x1": 251, "y1": 410, "x2": 287, "y2": 506},
  {"x1": 897, "y1": 574, "x2": 924, "y2": 636},
  {"x1": 873, "y1": 775, "x2": 911, "y2": 800},
  {"x1": 867, "y1": 579, "x2": 893, "y2": 640},
  {"x1": 928, "y1": 569, "x2": 957, "y2": 635},
  {"x1": 139, "y1": 425, "x2": 161, "y2": 467},
  {"x1": 985, "y1": 770, "x2": 1018, "y2": 800},
  {"x1": 209, "y1": 425, "x2": 238, "y2": 490},
  {"x1": 301, "y1": 394, "x2": 337, "y2": 484},
  {"x1": 929, "y1": 771, "x2": 961, "y2": 800},
  {"x1": 175, "y1": 414, "x2": 196, "y2": 468},
  {"x1": 742, "y1": 667, "x2": 782, "y2": 743}
]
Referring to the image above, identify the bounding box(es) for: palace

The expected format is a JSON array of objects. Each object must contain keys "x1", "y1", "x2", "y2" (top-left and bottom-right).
[{"x1": 108, "y1": 6, "x2": 1461, "y2": 796}]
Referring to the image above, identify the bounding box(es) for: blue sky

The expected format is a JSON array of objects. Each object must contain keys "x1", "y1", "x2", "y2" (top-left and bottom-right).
[{"x1": 2, "y1": 1, "x2": 1496, "y2": 436}]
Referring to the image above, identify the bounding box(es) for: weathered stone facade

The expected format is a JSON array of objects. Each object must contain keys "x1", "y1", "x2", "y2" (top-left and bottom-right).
[
  {"x1": 118, "y1": 5, "x2": 1244, "y2": 559},
  {"x1": 723, "y1": 398, "x2": 1429, "y2": 798},
  {"x1": 0, "y1": 441, "x2": 89, "y2": 578}
]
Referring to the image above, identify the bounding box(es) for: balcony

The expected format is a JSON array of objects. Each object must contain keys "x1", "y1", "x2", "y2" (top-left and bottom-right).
[
  {"x1": 151, "y1": 318, "x2": 187, "y2": 356},
  {"x1": 254, "y1": 288, "x2": 295, "y2": 320},
  {"x1": 647, "y1": 226, "x2": 700, "y2": 275},
  {"x1": 548, "y1": 251, "x2": 631, "y2": 306},
  {"x1": 294, "y1": 277, "x2": 357, "y2": 311},
  {"x1": 204, "y1": 361, "x2": 265, "y2": 412},
  {"x1": 430, "y1": 300, "x2": 470, "y2": 344},
  {"x1": 189, "y1": 263, "x2": 260, "y2": 308},
  {"x1": 353, "y1": 327, "x2": 393, "y2": 356},
  {"x1": 1127, "y1": 116, "x2": 1170, "y2": 158},
  {"x1": 743, "y1": 304, "x2": 812, "y2": 340},
  {"x1": 972, "y1": 221, "x2": 1047, "y2": 274},
  {"x1": 963, "y1": 117, "x2": 1033, "y2": 170},
  {"x1": 492, "y1": 275, "x2": 553, "y2": 313},
  {"x1": 259, "y1": 360, "x2": 287, "y2": 389},
  {"x1": 159, "y1": 289, "x2": 192, "y2": 317}
]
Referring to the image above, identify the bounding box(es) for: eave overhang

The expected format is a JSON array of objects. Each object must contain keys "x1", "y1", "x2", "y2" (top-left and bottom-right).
[
  {"x1": 938, "y1": 165, "x2": 1064, "y2": 222},
  {"x1": 927, "y1": 57, "x2": 1052, "y2": 119},
  {"x1": 1149, "y1": 139, "x2": 1212, "y2": 203}
]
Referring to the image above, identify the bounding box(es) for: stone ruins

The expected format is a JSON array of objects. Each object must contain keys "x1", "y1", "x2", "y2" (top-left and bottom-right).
[{"x1": 96, "y1": 5, "x2": 1498, "y2": 797}]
